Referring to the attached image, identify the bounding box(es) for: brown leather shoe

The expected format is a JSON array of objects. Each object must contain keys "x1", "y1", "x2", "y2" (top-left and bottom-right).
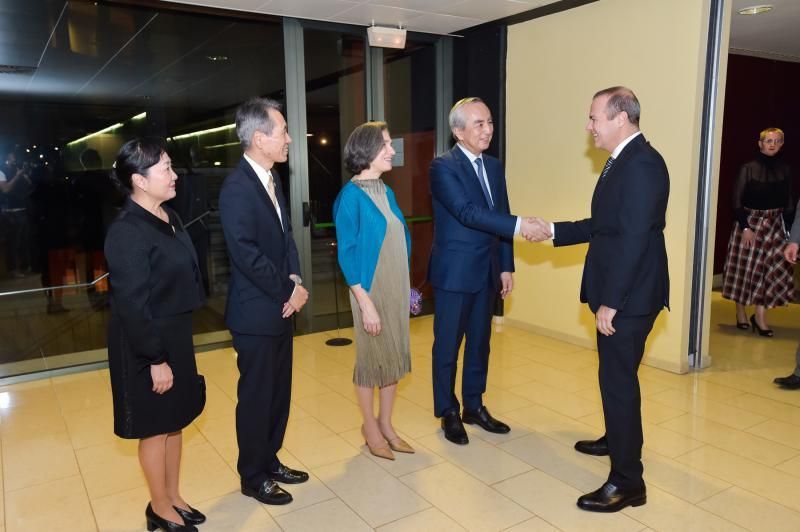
[{"x1": 362, "y1": 425, "x2": 395, "y2": 460}]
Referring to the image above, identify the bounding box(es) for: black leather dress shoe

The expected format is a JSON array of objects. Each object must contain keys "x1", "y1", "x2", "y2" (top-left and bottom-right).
[
  {"x1": 462, "y1": 406, "x2": 510, "y2": 434},
  {"x1": 441, "y1": 411, "x2": 469, "y2": 444},
  {"x1": 241, "y1": 480, "x2": 293, "y2": 505},
  {"x1": 145, "y1": 503, "x2": 197, "y2": 531},
  {"x1": 574, "y1": 435, "x2": 609, "y2": 456},
  {"x1": 577, "y1": 482, "x2": 646, "y2": 512},
  {"x1": 774, "y1": 374, "x2": 800, "y2": 390},
  {"x1": 268, "y1": 463, "x2": 310, "y2": 484},
  {"x1": 173, "y1": 505, "x2": 206, "y2": 525}
]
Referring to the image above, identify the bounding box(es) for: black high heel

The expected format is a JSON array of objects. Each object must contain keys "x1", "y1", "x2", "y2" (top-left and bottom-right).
[
  {"x1": 146, "y1": 502, "x2": 197, "y2": 531},
  {"x1": 173, "y1": 505, "x2": 206, "y2": 526},
  {"x1": 750, "y1": 315, "x2": 774, "y2": 337},
  {"x1": 736, "y1": 320, "x2": 749, "y2": 330}
]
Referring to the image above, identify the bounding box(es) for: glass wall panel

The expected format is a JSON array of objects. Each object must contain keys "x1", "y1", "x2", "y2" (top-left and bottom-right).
[
  {"x1": 303, "y1": 27, "x2": 366, "y2": 332},
  {"x1": 0, "y1": 0, "x2": 284, "y2": 378},
  {"x1": 383, "y1": 40, "x2": 436, "y2": 312}
]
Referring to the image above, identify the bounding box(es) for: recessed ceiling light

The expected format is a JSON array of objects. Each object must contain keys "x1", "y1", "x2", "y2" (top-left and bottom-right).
[
  {"x1": 206, "y1": 55, "x2": 229, "y2": 62},
  {"x1": 738, "y1": 4, "x2": 773, "y2": 15}
]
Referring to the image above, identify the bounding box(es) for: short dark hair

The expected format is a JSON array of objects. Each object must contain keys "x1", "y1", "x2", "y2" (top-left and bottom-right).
[
  {"x1": 343, "y1": 121, "x2": 389, "y2": 175},
  {"x1": 594, "y1": 86, "x2": 640, "y2": 126},
  {"x1": 110, "y1": 137, "x2": 166, "y2": 194},
  {"x1": 236, "y1": 97, "x2": 283, "y2": 150}
]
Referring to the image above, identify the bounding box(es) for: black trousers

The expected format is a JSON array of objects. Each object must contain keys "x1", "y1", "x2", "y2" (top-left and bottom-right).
[
  {"x1": 233, "y1": 327, "x2": 293, "y2": 488},
  {"x1": 596, "y1": 312, "x2": 658, "y2": 489}
]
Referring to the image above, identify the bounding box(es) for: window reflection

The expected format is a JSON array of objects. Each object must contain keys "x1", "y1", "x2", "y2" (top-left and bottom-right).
[{"x1": 0, "y1": 0, "x2": 284, "y2": 376}]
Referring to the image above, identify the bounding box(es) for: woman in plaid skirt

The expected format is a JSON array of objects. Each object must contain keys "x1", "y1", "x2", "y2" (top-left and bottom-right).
[{"x1": 722, "y1": 128, "x2": 794, "y2": 337}]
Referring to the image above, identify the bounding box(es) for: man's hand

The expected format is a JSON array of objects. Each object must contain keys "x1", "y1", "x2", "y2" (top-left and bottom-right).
[
  {"x1": 500, "y1": 272, "x2": 513, "y2": 299},
  {"x1": 595, "y1": 305, "x2": 617, "y2": 336},
  {"x1": 359, "y1": 297, "x2": 381, "y2": 336},
  {"x1": 741, "y1": 229, "x2": 756, "y2": 249},
  {"x1": 785, "y1": 242, "x2": 799, "y2": 263},
  {"x1": 150, "y1": 362, "x2": 174, "y2": 394},
  {"x1": 283, "y1": 284, "x2": 309, "y2": 317},
  {"x1": 521, "y1": 217, "x2": 552, "y2": 242}
]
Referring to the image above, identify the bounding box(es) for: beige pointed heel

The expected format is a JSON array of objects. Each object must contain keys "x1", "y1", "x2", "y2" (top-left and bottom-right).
[
  {"x1": 386, "y1": 437, "x2": 415, "y2": 454},
  {"x1": 361, "y1": 425, "x2": 395, "y2": 460}
]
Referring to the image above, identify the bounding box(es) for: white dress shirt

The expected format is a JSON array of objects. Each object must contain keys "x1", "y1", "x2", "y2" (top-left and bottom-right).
[{"x1": 244, "y1": 153, "x2": 283, "y2": 228}]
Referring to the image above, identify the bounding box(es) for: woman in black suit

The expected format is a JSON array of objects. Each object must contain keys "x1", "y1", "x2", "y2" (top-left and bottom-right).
[{"x1": 105, "y1": 138, "x2": 206, "y2": 531}]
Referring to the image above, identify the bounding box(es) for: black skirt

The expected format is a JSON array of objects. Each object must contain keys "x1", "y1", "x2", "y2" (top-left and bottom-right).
[{"x1": 108, "y1": 311, "x2": 205, "y2": 439}]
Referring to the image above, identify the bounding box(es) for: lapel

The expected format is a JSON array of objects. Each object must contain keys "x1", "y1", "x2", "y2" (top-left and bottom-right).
[
  {"x1": 590, "y1": 134, "x2": 646, "y2": 212},
  {"x1": 452, "y1": 146, "x2": 492, "y2": 209},
  {"x1": 238, "y1": 157, "x2": 284, "y2": 231}
]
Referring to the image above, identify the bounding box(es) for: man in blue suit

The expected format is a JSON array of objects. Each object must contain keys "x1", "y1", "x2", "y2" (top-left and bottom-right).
[
  {"x1": 428, "y1": 97, "x2": 546, "y2": 445},
  {"x1": 220, "y1": 98, "x2": 310, "y2": 505}
]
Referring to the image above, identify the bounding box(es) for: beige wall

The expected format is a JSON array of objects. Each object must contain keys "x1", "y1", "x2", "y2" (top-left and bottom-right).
[{"x1": 505, "y1": 0, "x2": 728, "y2": 373}]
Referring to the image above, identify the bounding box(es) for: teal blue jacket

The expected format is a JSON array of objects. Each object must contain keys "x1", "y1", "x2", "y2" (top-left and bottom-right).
[{"x1": 333, "y1": 180, "x2": 411, "y2": 292}]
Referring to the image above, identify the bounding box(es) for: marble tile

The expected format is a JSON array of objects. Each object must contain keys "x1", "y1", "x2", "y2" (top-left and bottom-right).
[
  {"x1": 647, "y1": 388, "x2": 767, "y2": 430},
  {"x1": 282, "y1": 418, "x2": 360, "y2": 469},
  {"x1": 494, "y1": 469, "x2": 643, "y2": 532},
  {"x1": 509, "y1": 381, "x2": 601, "y2": 419},
  {"x1": 75, "y1": 438, "x2": 144, "y2": 500},
  {"x1": 640, "y1": 449, "x2": 730, "y2": 503},
  {"x1": 90, "y1": 485, "x2": 152, "y2": 532},
  {"x1": 293, "y1": 391, "x2": 363, "y2": 433},
  {"x1": 5, "y1": 475, "x2": 96, "y2": 532},
  {"x1": 746, "y1": 418, "x2": 800, "y2": 450},
  {"x1": 676, "y1": 446, "x2": 800, "y2": 513},
  {"x1": 499, "y1": 432, "x2": 609, "y2": 493},
  {"x1": 274, "y1": 498, "x2": 372, "y2": 532},
  {"x1": 194, "y1": 413, "x2": 238, "y2": 466},
  {"x1": 699, "y1": 486, "x2": 800, "y2": 532},
  {"x1": 376, "y1": 507, "x2": 465, "y2": 531},
  {"x1": 61, "y1": 403, "x2": 115, "y2": 450},
  {"x1": 660, "y1": 414, "x2": 798, "y2": 466},
  {"x1": 417, "y1": 431, "x2": 533, "y2": 484},
  {"x1": 194, "y1": 491, "x2": 282, "y2": 531},
  {"x1": 339, "y1": 428, "x2": 445, "y2": 477},
  {"x1": 179, "y1": 441, "x2": 241, "y2": 504},
  {"x1": 504, "y1": 404, "x2": 602, "y2": 448},
  {"x1": 3, "y1": 430, "x2": 80, "y2": 491},
  {"x1": 504, "y1": 516, "x2": 561, "y2": 531},
  {"x1": 623, "y1": 484, "x2": 746, "y2": 531},
  {"x1": 314, "y1": 455, "x2": 430, "y2": 527},
  {"x1": 51, "y1": 370, "x2": 112, "y2": 413},
  {"x1": 399, "y1": 462, "x2": 532, "y2": 531}
]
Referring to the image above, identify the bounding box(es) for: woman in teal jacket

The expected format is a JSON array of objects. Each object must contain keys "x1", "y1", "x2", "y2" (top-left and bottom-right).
[{"x1": 333, "y1": 121, "x2": 413, "y2": 460}]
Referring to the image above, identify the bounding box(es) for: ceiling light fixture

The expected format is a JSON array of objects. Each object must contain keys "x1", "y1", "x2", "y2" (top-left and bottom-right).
[
  {"x1": 738, "y1": 4, "x2": 773, "y2": 15},
  {"x1": 367, "y1": 22, "x2": 406, "y2": 49},
  {"x1": 206, "y1": 55, "x2": 229, "y2": 62}
]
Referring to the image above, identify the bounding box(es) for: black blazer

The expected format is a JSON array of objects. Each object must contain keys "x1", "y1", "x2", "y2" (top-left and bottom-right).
[
  {"x1": 428, "y1": 146, "x2": 516, "y2": 293},
  {"x1": 554, "y1": 134, "x2": 670, "y2": 316},
  {"x1": 105, "y1": 198, "x2": 205, "y2": 365},
  {"x1": 219, "y1": 158, "x2": 301, "y2": 335}
]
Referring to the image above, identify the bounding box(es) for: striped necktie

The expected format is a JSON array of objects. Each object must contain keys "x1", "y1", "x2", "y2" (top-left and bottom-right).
[{"x1": 599, "y1": 157, "x2": 614, "y2": 182}]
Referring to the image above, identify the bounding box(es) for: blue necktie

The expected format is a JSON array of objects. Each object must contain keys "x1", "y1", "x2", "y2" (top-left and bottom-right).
[{"x1": 474, "y1": 158, "x2": 494, "y2": 208}]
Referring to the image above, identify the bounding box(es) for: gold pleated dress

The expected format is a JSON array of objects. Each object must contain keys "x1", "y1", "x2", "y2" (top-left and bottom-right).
[{"x1": 349, "y1": 178, "x2": 411, "y2": 387}]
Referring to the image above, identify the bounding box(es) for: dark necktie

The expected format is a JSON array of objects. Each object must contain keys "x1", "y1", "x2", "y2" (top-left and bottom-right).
[
  {"x1": 474, "y1": 158, "x2": 494, "y2": 208},
  {"x1": 599, "y1": 157, "x2": 614, "y2": 183}
]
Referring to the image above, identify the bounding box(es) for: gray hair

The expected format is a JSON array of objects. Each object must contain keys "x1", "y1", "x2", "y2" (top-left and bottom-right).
[
  {"x1": 235, "y1": 97, "x2": 283, "y2": 150},
  {"x1": 593, "y1": 86, "x2": 640, "y2": 126},
  {"x1": 448, "y1": 97, "x2": 485, "y2": 132}
]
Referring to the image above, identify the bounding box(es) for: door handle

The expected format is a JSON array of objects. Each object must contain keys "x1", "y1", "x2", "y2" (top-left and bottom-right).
[{"x1": 302, "y1": 201, "x2": 311, "y2": 227}]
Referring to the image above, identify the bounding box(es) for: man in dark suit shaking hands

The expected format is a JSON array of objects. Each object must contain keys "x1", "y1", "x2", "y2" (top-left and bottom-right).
[
  {"x1": 429, "y1": 97, "x2": 547, "y2": 445},
  {"x1": 537, "y1": 87, "x2": 669, "y2": 512},
  {"x1": 220, "y1": 98, "x2": 310, "y2": 505}
]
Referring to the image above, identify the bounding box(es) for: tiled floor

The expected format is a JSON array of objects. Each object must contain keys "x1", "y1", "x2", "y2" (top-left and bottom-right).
[{"x1": 3, "y1": 293, "x2": 800, "y2": 531}]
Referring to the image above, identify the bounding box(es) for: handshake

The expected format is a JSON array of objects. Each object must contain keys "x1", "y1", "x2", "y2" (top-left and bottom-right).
[{"x1": 520, "y1": 216, "x2": 552, "y2": 242}]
